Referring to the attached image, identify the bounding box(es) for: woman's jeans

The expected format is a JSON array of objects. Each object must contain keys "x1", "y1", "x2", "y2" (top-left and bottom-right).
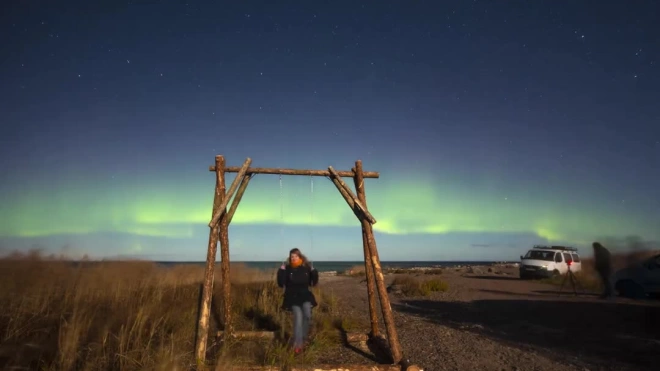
[{"x1": 291, "y1": 301, "x2": 312, "y2": 348}]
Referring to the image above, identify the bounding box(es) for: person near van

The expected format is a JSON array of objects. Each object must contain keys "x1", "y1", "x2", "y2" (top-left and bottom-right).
[
  {"x1": 592, "y1": 242, "x2": 614, "y2": 299},
  {"x1": 277, "y1": 248, "x2": 319, "y2": 354}
]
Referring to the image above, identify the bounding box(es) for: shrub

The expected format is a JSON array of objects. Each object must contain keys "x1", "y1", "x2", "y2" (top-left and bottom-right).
[
  {"x1": 339, "y1": 264, "x2": 367, "y2": 277},
  {"x1": 424, "y1": 268, "x2": 444, "y2": 275},
  {"x1": 390, "y1": 276, "x2": 449, "y2": 297}
]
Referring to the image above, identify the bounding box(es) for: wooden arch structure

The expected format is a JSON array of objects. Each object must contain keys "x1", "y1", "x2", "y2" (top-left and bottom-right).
[{"x1": 194, "y1": 156, "x2": 419, "y2": 370}]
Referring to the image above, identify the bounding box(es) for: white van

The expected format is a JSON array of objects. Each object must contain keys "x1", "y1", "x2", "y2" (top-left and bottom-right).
[{"x1": 519, "y1": 245, "x2": 582, "y2": 279}]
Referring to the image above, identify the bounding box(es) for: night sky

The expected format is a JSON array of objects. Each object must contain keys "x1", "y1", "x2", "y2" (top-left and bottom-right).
[{"x1": 1, "y1": 1, "x2": 659, "y2": 262}]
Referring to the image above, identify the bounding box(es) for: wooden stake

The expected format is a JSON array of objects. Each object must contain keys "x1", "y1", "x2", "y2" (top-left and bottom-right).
[
  {"x1": 195, "y1": 155, "x2": 226, "y2": 365},
  {"x1": 208, "y1": 157, "x2": 252, "y2": 228},
  {"x1": 353, "y1": 161, "x2": 380, "y2": 339},
  {"x1": 218, "y1": 181, "x2": 233, "y2": 338},
  {"x1": 327, "y1": 166, "x2": 377, "y2": 224},
  {"x1": 209, "y1": 165, "x2": 380, "y2": 178},
  {"x1": 227, "y1": 174, "x2": 253, "y2": 224},
  {"x1": 355, "y1": 165, "x2": 403, "y2": 364}
]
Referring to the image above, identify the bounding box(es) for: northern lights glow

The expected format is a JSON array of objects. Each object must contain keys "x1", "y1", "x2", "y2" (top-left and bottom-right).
[{"x1": 1, "y1": 167, "x2": 657, "y2": 261}]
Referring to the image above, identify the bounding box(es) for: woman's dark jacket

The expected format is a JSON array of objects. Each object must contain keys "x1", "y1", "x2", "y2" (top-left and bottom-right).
[{"x1": 277, "y1": 263, "x2": 319, "y2": 310}]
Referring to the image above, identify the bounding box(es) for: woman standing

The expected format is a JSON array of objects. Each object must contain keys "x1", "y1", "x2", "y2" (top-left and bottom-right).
[{"x1": 277, "y1": 248, "x2": 319, "y2": 353}]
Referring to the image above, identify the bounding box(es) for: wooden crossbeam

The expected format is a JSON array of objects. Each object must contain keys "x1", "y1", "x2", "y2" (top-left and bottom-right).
[
  {"x1": 214, "y1": 331, "x2": 423, "y2": 370},
  {"x1": 215, "y1": 331, "x2": 375, "y2": 342},
  {"x1": 208, "y1": 165, "x2": 380, "y2": 178},
  {"x1": 226, "y1": 365, "x2": 408, "y2": 371}
]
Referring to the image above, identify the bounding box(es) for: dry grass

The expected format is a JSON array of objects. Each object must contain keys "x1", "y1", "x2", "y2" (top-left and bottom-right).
[
  {"x1": 390, "y1": 276, "x2": 449, "y2": 297},
  {"x1": 0, "y1": 250, "x2": 351, "y2": 370}
]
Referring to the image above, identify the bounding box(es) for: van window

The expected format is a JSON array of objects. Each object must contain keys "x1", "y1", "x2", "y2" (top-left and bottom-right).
[
  {"x1": 563, "y1": 253, "x2": 573, "y2": 263},
  {"x1": 571, "y1": 254, "x2": 581, "y2": 263},
  {"x1": 554, "y1": 253, "x2": 563, "y2": 263},
  {"x1": 525, "y1": 250, "x2": 556, "y2": 261}
]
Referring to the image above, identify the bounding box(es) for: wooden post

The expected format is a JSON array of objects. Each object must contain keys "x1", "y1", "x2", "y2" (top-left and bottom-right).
[
  {"x1": 227, "y1": 174, "x2": 253, "y2": 224},
  {"x1": 327, "y1": 166, "x2": 377, "y2": 224},
  {"x1": 195, "y1": 155, "x2": 226, "y2": 365},
  {"x1": 327, "y1": 162, "x2": 402, "y2": 363},
  {"x1": 354, "y1": 162, "x2": 403, "y2": 364},
  {"x1": 218, "y1": 171, "x2": 233, "y2": 337},
  {"x1": 208, "y1": 157, "x2": 252, "y2": 228},
  {"x1": 353, "y1": 161, "x2": 380, "y2": 338}
]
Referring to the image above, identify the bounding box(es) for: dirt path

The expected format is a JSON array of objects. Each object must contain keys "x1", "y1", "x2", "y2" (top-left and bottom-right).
[{"x1": 319, "y1": 266, "x2": 660, "y2": 371}]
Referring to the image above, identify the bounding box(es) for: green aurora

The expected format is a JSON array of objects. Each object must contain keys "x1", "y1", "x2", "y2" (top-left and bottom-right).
[{"x1": 1, "y1": 171, "x2": 655, "y2": 247}]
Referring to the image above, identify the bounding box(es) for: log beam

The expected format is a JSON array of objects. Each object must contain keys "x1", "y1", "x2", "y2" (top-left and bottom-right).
[
  {"x1": 216, "y1": 331, "x2": 275, "y2": 340},
  {"x1": 209, "y1": 165, "x2": 380, "y2": 178},
  {"x1": 195, "y1": 155, "x2": 226, "y2": 365},
  {"x1": 227, "y1": 173, "x2": 253, "y2": 224},
  {"x1": 328, "y1": 166, "x2": 377, "y2": 224},
  {"x1": 353, "y1": 162, "x2": 380, "y2": 339},
  {"x1": 225, "y1": 365, "x2": 408, "y2": 371},
  {"x1": 209, "y1": 157, "x2": 252, "y2": 227}
]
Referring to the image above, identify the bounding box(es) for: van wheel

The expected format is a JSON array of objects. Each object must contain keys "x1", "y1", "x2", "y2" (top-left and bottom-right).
[
  {"x1": 616, "y1": 280, "x2": 645, "y2": 299},
  {"x1": 552, "y1": 270, "x2": 560, "y2": 278}
]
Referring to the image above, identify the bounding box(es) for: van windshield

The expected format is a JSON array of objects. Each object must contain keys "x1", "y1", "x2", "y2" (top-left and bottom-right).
[{"x1": 524, "y1": 250, "x2": 555, "y2": 261}]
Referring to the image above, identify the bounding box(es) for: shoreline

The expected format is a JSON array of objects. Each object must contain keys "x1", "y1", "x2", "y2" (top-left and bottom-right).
[{"x1": 322, "y1": 261, "x2": 521, "y2": 277}]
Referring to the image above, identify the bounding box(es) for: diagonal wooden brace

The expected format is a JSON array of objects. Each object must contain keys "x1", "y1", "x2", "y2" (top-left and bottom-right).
[
  {"x1": 208, "y1": 157, "x2": 252, "y2": 227},
  {"x1": 328, "y1": 166, "x2": 377, "y2": 225}
]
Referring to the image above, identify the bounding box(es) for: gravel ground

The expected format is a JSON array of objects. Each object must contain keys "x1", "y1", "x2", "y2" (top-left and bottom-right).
[{"x1": 315, "y1": 265, "x2": 660, "y2": 371}]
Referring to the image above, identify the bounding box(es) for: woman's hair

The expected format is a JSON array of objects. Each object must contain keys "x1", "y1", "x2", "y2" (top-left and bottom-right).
[{"x1": 289, "y1": 248, "x2": 311, "y2": 268}]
